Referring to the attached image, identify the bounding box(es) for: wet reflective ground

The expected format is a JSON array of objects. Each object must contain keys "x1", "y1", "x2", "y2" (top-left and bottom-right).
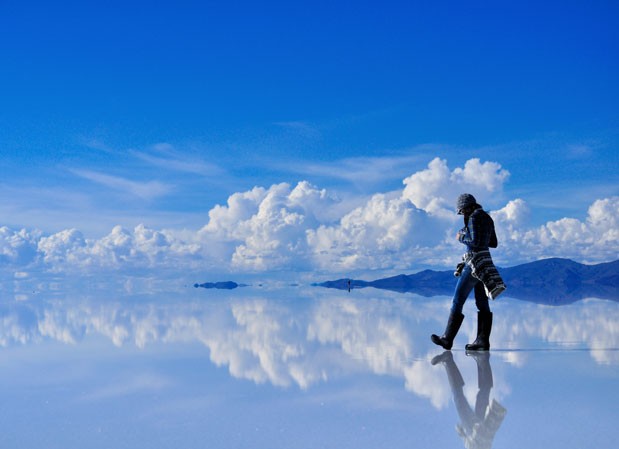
[{"x1": 0, "y1": 285, "x2": 617, "y2": 448}]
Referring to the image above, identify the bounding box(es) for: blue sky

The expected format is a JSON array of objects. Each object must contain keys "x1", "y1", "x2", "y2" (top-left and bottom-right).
[{"x1": 1, "y1": 1, "x2": 618, "y2": 275}]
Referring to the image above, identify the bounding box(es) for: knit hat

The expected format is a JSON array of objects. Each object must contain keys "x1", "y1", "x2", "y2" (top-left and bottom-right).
[{"x1": 456, "y1": 193, "x2": 477, "y2": 214}]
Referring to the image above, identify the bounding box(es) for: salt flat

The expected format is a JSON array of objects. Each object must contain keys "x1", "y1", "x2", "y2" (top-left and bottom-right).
[{"x1": 0, "y1": 285, "x2": 617, "y2": 448}]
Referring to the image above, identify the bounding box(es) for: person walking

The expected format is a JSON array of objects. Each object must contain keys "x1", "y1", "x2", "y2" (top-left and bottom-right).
[{"x1": 431, "y1": 193, "x2": 503, "y2": 351}]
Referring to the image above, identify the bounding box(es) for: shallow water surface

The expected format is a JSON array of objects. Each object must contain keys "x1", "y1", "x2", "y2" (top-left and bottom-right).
[{"x1": 0, "y1": 286, "x2": 617, "y2": 448}]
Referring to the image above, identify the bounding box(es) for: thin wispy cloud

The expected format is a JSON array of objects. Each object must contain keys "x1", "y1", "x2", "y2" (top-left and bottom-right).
[
  {"x1": 79, "y1": 137, "x2": 120, "y2": 155},
  {"x1": 272, "y1": 121, "x2": 322, "y2": 139},
  {"x1": 131, "y1": 145, "x2": 227, "y2": 177},
  {"x1": 270, "y1": 153, "x2": 431, "y2": 188},
  {"x1": 70, "y1": 169, "x2": 173, "y2": 201},
  {"x1": 566, "y1": 144, "x2": 594, "y2": 159}
]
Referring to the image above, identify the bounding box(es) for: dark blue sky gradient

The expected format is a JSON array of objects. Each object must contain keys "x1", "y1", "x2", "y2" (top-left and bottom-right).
[{"x1": 1, "y1": 1, "x2": 618, "y2": 231}]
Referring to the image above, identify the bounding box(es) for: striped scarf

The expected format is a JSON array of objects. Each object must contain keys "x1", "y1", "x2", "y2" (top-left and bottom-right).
[{"x1": 463, "y1": 250, "x2": 507, "y2": 300}]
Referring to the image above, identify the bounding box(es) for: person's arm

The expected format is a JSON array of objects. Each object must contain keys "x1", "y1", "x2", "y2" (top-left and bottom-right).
[
  {"x1": 458, "y1": 212, "x2": 488, "y2": 248},
  {"x1": 457, "y1": 226, "x2": 471, "y2": 244}
]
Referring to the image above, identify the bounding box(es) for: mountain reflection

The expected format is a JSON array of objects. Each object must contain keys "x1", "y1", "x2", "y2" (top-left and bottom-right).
[
  {"x1": 432, "y1": 352, "x2": 506, "y2": 449},
  {"x1": 0, "y1": 291, "x2": 618, "y2": 398}
]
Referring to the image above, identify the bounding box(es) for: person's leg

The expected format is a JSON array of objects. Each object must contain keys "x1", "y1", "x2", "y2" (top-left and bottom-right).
[
  {"x1": 431, "y1": 267, "x2": 476, "y2": 350},
  {"x1": 451, "y1": 266, "x2": 478, "y2": 315},
  {"x1": 466, "y1": 283, "x2": 493, "y2": 351}
]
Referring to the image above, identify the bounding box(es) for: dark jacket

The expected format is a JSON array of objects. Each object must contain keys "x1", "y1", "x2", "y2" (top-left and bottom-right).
[
  {"x1": 459, "y1": 207, "x2": 506, "y2": 299},
  {"x1": 458, "y1": 207, "x2": 498, "y2": 252}
]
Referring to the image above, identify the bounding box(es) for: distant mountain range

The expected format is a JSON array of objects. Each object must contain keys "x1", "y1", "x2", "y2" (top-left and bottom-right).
[{"x1": 315, "y1": 258, "x2": 619, "y2": 305}]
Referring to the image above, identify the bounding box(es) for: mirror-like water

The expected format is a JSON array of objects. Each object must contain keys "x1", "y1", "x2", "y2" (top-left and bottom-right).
[{"x1": 0, "y1": 286, "x2": 617, "y2": 448}]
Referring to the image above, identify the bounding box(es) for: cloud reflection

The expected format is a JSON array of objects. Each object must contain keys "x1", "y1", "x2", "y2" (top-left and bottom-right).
[{"x1": 0, "y1": 292, "x2": 617, "y2": 404}]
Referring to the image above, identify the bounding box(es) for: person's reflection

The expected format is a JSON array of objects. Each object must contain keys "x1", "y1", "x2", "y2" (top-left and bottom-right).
[{"x1": 431, "y1": 351, "x2": 507, "y2": 449}]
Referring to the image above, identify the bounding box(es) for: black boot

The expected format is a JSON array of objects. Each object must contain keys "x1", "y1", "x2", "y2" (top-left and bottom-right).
[
  {"x1": 465, "y1": 311, "x2": 492, "y2": 351},
  {"x1": 431, "y1": 311, "x2": 464, "y2": 350}
]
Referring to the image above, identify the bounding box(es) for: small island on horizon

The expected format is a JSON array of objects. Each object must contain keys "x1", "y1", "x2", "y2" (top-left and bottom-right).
[{"x1": 194, "y1": 281, "x2": 246, "y2": 290}]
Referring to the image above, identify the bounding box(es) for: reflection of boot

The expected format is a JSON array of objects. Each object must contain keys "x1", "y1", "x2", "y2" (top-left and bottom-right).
[
  {"x1": 461, "y1": 351, "x2": 507, "y2": 449},
  {"x1": 467, "y1": 351, "x2": 493, "y2": 390},
  {"x1": 431, "y1": 311, "x2": 464, "y2": 350},
  {"x1": 468, "y1": 351, "x2": 493, "y2": 419},
  {"x1": 430, "y1": 351, "x2": 464, "y2": 390},
  {"x1": 465, "y1": 311, "x2": 492, "y2": 351},
  {"x1": 433, "y1": 351, "x2": 478, "y2": 439}
]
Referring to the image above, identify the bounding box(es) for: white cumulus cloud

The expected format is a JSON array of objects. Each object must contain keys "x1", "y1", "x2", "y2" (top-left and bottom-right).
[
  {"x1": 402, "y1": 157, "x2": 510, "y2": 218},
  {"x1": 200, "y1": 181, "x2": 337, "y2": 271},
  {"x1": 491, "y1": 196, "x2": 619, "y2": 264},
  {"x1": 0, "y1": 158, "x2": 617, "y2": 275}
]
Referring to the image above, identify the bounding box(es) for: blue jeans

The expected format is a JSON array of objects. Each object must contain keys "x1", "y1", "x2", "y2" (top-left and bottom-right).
[{"x1": 451, "y1": 265, "x2": 490, "y2": 315}]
